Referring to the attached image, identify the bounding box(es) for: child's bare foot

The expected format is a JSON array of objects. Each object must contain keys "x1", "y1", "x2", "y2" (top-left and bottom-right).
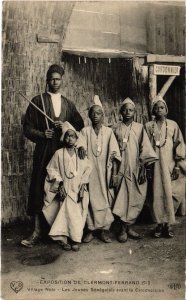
[
  {"x1": 127, "y1": 227, "x2": 142, "y2": 239},
  {"x1": 83, "y1": 232, "x2": 94, "y2": 243},
  {"x1": 21, "y1": 232, "x2": 41, "y2": 248},
  {"x1": 163, "y1": 224, "x2": 174, "y2": 238},
  {"x1": 118, "y1": 224, "x2": 127, "y2": 243},
  {"x1": 100, "y1": 230, "x2": 112, "y2": 243},
  {"x1": 71, "y1": 242, "x2": 80, "y2": 252},
  {"x1": 153, "y1": 224, "x2": 163, "y2": 238},
  {"x1": 58, "y1": 240, "x2": 71, "y2": 251}
]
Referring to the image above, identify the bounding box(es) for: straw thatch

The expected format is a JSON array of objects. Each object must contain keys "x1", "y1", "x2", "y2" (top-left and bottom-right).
[
  {"x1": 61, "y1": 54, "x2": 149, "y2": 126},
  {"x1": 2, "y1": 1, "x2": 74, "y2": 224}
]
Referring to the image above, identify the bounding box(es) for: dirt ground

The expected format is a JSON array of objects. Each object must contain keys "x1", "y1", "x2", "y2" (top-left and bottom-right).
[{"x1": 1, "y1": 216, "x2": 185, "y2": 300}]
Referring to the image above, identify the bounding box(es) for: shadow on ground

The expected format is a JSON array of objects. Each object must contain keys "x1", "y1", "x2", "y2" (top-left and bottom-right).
[{"x1": 1, "y1": 216, "x2": 185, "y2": 300}]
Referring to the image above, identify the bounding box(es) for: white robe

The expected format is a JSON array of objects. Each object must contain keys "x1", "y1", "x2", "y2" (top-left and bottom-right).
[
  {"x1": 80, "y1": 125, "x2": 121, "y2": 230},
  {"x1": 145, "y1": 119, "x2": 185, "y2": 224},
  {"x1": 113, "y1": 122, "x2": 158, "y2": 224},
  {"x1": 42, "y1": 148, "x2": 92, "y2": 243}
]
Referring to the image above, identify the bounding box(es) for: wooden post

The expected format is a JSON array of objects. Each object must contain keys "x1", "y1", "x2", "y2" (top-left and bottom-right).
[
  {"x1": 149, "y1": 65, "x2": 157, "y2": 104},
  {"x1": 158, "y1": 75, "x2": 176, "y2": 97}
]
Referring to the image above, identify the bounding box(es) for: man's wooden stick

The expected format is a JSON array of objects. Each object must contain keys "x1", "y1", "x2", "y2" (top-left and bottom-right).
[
  {"x1": 19, "y1": 91, "x2": 54, "y2": 124},
  {"x1": 38, "y1": 84, "x2": 50, "y2": 129}
]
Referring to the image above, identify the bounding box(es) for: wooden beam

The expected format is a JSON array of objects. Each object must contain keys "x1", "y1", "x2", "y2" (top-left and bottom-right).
[
  {"x1": 149, "y1": 65, "x2": 157, "y2": 104},
  {"x1": 158, "y1": 75, "x2": 176, "y2": 97},
  {"x1": 62, "y1": 47, "x2": 147, "y2": 58},
  {"x1": 147, "y1": 54, "x2": 185, "y2": 64}
]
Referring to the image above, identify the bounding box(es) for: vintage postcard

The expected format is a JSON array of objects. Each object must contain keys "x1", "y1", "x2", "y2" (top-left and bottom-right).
[{"x1": 1, "y1": 1, "x2": 185, "y2": 300}]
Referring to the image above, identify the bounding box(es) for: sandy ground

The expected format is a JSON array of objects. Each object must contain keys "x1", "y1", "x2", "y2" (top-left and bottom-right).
[{"x1": 1, "y1": 216, "x2": 185, "y2": 300}]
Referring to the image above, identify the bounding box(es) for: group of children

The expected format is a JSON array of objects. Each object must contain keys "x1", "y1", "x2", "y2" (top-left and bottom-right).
[{"x1": 40, "y1": 94, "x2": 185, "y2": 252}]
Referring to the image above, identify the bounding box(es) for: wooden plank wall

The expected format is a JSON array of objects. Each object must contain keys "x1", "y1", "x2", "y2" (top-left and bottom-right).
[
  {"x1": 2, "y1": 1, "x2": 74, "y2": 224},
  {"x1": 64, "y1": 2, "x2": 120, "y2": 52},
  {"x1": 119, "y1": 2, "x2": 147, "y2": 53},
  {"x1": 64, "y1": 2, "x2": 184, "y2": 57},
  {"x1": 146, "y1": 3, "x2": 185, "y2": 55},
  {"x1": 64, "y1": 2, "x2": 147, "y2": 55}
]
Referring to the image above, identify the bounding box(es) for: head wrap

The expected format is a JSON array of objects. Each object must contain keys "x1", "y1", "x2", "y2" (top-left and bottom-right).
[
  {"x1": 60, "y1": 121, "x2": 78, "y2": 143},
  {"x1": 46, "y1": 64, "x2": 65, "y2": 81},
  {"x1": 93, "y1": 95, "x2": 103, "y2": 108},
  {"x1": 121, "y1": 97, "x2": 136, "y2": 108},
  {"x1": 152, "y1": 94, "x2": 168, "y2": 113},
  {"x1": 119, "y1": 97, "x2": 136, "y2": 115},
  {"x1": 88, "y1": 95, "x2": 104, "y2": 117}
]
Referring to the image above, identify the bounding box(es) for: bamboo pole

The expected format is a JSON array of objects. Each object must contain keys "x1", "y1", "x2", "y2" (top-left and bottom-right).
[
  {"x1": 38, "y1": 83, "x2": 50, "y2": 129},
  {"x1": 40, "y1": 92, "x2": 50, "y2": 129},
  {"x1": 19, "y1": 91, "x2": 54, "y2": 123}
]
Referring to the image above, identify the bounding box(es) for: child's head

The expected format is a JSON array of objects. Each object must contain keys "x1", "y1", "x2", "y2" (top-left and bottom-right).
[
  {"x1": 120, "y1": 103, "x2": 135, "y2": 122},
  {"x1": 119, "y1": 98, "x2": 136, "y2": 122},
  {"x1": 63, "y1": 129, "x2": 78, "y2": 148},
  {"x1": 88, "y1": 105, "x2": 104, "y2": 125},
  {"x1": 152, "y1": 100, "x2": 168, "y2": 118},
  {"x1": 60, "y1": 121, "x2": 78, "y2": 147}
]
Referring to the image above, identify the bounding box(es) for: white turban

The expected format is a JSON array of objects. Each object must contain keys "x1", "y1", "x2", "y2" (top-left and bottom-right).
[
  {"x1": 152, "y1": 94, "x2": 168, "y2": 113},
  {"x1": 89, "y1": 95, "x2": 103, "y2": 112},
  {"x1": 60, "y1": 121, "x2": 78, "y2": 142},
  {"x1": 121, "y1": 97, "x2": 136, "y2": 108}
]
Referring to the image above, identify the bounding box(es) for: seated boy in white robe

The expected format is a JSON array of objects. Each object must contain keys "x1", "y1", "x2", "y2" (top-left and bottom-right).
[{"x1": 42, "y1": 122, "x2": 92, "y2": 251}]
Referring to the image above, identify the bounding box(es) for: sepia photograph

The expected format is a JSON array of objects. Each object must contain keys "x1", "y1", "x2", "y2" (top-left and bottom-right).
[{"x1": 1, "y1": 1, "x2": 185, "y2": 299}]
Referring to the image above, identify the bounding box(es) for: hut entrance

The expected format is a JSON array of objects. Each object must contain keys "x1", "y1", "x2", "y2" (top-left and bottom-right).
[{"x1": 148, "y1": 60, "x2": 185, "y2": 140}]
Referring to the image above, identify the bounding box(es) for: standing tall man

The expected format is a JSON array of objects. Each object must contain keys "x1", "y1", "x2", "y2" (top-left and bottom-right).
[{"x1": 21, "y1": 64, "x2": 84, "y2": 247}]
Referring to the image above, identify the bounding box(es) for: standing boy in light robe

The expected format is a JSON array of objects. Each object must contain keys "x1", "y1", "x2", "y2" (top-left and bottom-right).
[
  {"x1": 145, "y1": 95, "x2": 185, "y2": 238},
  {"x1": 81, "y1": 96, "x2": 121, "y2": 243},
  {"x1": 112, "y1": 98, "x2": 157, "y2": 242},
  {"x1": 42, "y1": 122, "x2": 92, "y2": 251}
]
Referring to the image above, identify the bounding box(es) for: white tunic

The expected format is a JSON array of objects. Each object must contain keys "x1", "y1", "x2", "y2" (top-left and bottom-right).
[
  {"x1": 43, "y1": 148, "x2": 92, "y2": 243},
  {"x1": 48, "y1": 92, "x2": 61, "y2": 117}
]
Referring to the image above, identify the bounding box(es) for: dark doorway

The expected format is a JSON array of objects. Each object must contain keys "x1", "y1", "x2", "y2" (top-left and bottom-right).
[{"x1": 157, "y1": 66, "x2": 185, "y2": 141}]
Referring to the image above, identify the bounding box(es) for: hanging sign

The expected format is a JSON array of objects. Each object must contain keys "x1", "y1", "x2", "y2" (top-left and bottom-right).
[{"x1": 153, "y1": 64, "x2": 180, "y2": 76}]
